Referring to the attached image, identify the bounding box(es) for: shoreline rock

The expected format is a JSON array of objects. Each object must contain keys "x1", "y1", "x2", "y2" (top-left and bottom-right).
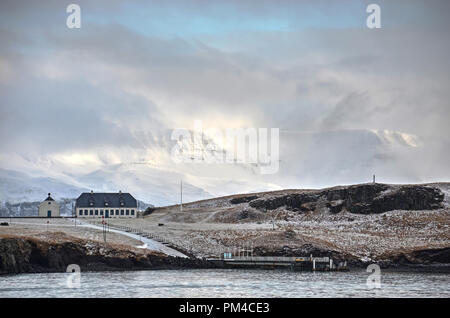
[
  {"x1": 253, "y1": 244, "x2": 450, "y2": 271},
  {"x1": 247, "y1": 184, "x2": 444, "y2": 214},
  {"x1": 2, "y1": 234, "x2": 449, "y2": 275},
  {"x1": 0, "y1": 234, "x2": 217, "y2": 275}
]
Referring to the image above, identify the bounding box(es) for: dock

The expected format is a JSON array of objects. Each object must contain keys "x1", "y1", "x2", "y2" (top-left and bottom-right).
[{"x1": 208, "y1": 256, "x2": 348, "y2": 271}]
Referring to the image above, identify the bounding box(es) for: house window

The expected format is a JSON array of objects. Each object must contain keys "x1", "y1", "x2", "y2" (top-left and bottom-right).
[
  {"x1": 89, "y1": 210, "x2": 93, "y2": 215},
  {"x1": 100, "y1": 210, "x2": 103, "y2": 216},
  {"x1": 131, "y1": 210, "x2": 134, "y2": 216},
  {"x1": 116, "y1": 209, "x2": 119, "y2": 215},
  {"x1": 126, "y1": 209, "x2": 129, "y2": 215},
  {"x1": 79, "y1": 210, "x2": 82, "y2": 216},
  {"x1": 120, "y1": 209, "x2": 124, "y2": 215},
  {"x1": 95, "y1": 210, "x2": 98, "y2": 215},
  {"x1": 85, "y1": 210, "x2": 88, "y2": 216}
]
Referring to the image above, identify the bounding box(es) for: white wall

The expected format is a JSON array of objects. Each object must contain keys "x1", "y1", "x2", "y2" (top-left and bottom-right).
[
  {"x1": 38, "y1": 200, "x2": 60, "y2": 217},
  {"x1": 76, "y1": 207, "x2": 137, "y2": 218}
]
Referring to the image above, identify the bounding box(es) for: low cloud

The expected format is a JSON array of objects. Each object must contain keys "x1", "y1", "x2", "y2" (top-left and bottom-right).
[{"x1": 0, "y1": 0, "x2": 449, "y2": 202}]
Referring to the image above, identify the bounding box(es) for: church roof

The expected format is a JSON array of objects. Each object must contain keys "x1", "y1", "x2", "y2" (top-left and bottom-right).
[{"x1": 44, "y1": 193, "x2": 55, "y2": 201}]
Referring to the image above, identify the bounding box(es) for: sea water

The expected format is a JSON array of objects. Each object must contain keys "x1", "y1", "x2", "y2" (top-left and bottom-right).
[{"x1": 0, "y1": 269, "x2": 449, "y2": 298}]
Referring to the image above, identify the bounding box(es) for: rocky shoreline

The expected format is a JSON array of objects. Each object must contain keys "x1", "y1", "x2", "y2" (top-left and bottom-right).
[
  {"x1": 0, "y1": 234, "x2": 217, "y2": 275},
  {"x1": 253, "y1": 244, "x2": 450, "y2": 271},
  {"x1": 2, "y1": 234, "x2": 449, "y2": 275}
]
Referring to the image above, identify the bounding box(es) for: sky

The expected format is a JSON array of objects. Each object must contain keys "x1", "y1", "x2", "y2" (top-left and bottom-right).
[{"x1": 0, "y1": 0, "x2": 449, "y2": 204}]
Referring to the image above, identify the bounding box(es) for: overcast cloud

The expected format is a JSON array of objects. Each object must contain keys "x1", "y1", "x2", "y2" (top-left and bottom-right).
[{"x1": 0, "y1": 0, "x2": 449, "y2": 203}]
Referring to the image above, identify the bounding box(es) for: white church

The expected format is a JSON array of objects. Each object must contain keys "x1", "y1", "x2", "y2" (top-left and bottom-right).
[{"x1": 38, "y1": 193, "x2": 60, "y2": 217}]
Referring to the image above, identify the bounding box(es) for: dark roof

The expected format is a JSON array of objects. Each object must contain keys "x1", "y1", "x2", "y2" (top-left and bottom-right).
[
  {"x1": 75, "y1": 192, "x2": 137, "y2": 208},
  {"x1": 45, "y1": 193, "x2": 55, "y2": 201}
]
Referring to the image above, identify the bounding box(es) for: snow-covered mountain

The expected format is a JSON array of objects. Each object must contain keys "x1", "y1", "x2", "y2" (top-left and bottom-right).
[
  {"x1": 73, "y1": 164, "x2": 213, "y2": 207},
  {"x1": 0, "y1": 165, "x2": 212, "y2": 216},
  {"x1": 0, "y1": 168, "x2": 89, "y2": 203},
  {"x1": 0, "y1": 168, "x2": 87, "y2": 216}
]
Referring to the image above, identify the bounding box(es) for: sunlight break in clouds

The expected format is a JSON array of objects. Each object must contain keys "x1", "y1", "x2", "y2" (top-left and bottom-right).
[{"x1": 0, "y1": 0, "x2": 449, "y2": 204}]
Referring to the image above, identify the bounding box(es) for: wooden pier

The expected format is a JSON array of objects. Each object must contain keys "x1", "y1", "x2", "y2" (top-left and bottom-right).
[{"x1": 209, "y1": 256, "x2": 348, "y2": 271}]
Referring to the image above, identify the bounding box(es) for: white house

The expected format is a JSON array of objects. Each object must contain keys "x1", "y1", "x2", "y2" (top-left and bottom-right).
[
  {"x1": 38, "y1": 193, "x2": 60, "y2": 217},
  {"x1": 75, "y1": 191, "x2": 138, "y2": 218}
]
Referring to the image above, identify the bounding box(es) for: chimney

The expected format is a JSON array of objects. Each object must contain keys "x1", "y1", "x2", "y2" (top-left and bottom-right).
[{"x1": 90, "y1": 190, "x2": 93, "y2": 194}]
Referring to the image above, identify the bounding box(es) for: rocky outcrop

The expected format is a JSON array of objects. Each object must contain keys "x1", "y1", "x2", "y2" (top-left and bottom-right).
[
  {"x1": 249, "y1": 192, "x2": 319, "y2": 211},
  {"x1": 378, "y1": 247, "x2": 450, "y2": 268},
  {"x1": 253, "y1": 244, "x2": 359, "y2": 263},
  {"x1": 237, "y1": 209, "x2": 261, "y2": 220},
  {"x1": 0, "y1": 236, "x2": 217, "y2": 275},
  {"x1": 254, "y1": 244, "x2": 335, "y2": 258},
  {"x1": 324, "y1": 184, "x2": 444, "y2": 214},
  {"x1": 230, "y1": 195, "x2": 259, "y2": 205},
  {"x1": 248, "y1": 184, "x2": 444, "y2": 214}
]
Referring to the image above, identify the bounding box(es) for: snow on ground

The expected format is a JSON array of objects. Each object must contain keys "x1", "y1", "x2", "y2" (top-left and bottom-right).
[
  {"x1": 0, "y1": 218, "x2": 188, "y2": 258},
  {"x1": 2, "y1": 182, "x2": 449, "y2": 261},
  {"x1": 102, "y1": 184, "x2": 450, "y2": 260},
  {"x1": 78, "y1": 220, "x2": 188, "y2": 258},
  {"x1": 0, "y1": 218, "x2": 156, "y2": 255}
]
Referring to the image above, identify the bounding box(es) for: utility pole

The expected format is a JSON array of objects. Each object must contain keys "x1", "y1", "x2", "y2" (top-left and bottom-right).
[
  {"x1": 102, "y1": 216, "x2": 106, "y2": 244},
  {"x1": 103, "y1": 221, "x2": 106, "y2": 243},
  {"x1": 373, "y1": 174, "x2": 376, "y2": 183},
  {"x1": 180, "y1": 179, "x2": 183, "y2": 212}
]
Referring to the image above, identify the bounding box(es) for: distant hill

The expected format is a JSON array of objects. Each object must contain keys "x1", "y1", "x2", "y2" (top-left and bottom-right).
[
  {"x1": 149, "y1": 182, "x2": 450, "y2": 223},
  {"x1": 0, "y1": 167, "x2": 202, "y2": 216},
  {"x1": 0, "y1": 168, "x2": 89, "y2": 203}
]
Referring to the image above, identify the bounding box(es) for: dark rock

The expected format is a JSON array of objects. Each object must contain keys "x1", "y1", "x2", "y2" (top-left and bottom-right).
[
  {"x1": 249, "y1": 184, "x2": 444, "y2": 214},
  {"x1": 283, "y1": 230, "x2": 296, "y2": 239},
  {"x1": 0, "y1": 237, "x2": 219, "y2": 275},
  {"x1": 411, "y1": 248, "x2": 450, "y2": 264},
  {"x1": 249, "y1": 193, "x2": 320, "y2": 211},
  {"x1": 326, "y1": 200, "x2": 345, "y2": 214},
  {"x1": 144, "y1": 207, "x2": 157, "y2": 216},
  {"x1": 230, "y1": 196, "x2": 258, "y2": 204},
  {"x1": 388, "y1": 247, "x2": 450, "y2": 265},
  {"x1": 237, "y1": 209, "x2": 261, "y2": 221},
  {"x1": 254, "y1": 244, "x2": 338, "y2": 258},
  {"x1": 238, "y1": 210, "x2": 249, "y2": 219},
  {"x1": 300, "y1": 202, "x2": 316, "y2": 212}
]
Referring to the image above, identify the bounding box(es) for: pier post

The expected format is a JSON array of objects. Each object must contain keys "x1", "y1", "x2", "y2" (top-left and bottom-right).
[{"x1": 312, "y1": 259, "x2": 316, "y2": 271}]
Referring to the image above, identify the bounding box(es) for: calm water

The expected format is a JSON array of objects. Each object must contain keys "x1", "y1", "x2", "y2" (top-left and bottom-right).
[{"x1": 0, "y1": 269, "x2": 449, "y2": 298}]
